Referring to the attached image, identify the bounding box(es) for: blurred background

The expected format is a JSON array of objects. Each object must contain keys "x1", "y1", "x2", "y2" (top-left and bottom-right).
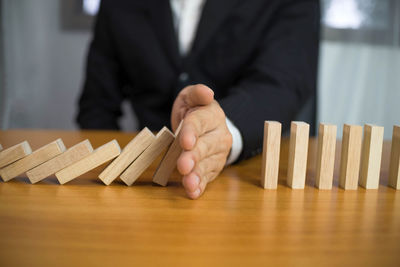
[{"x1": 0, "y1": 0, "x2": 399, "y2": 138}]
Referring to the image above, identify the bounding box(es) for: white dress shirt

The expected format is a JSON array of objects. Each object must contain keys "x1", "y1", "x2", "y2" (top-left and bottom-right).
[{"x1": 169, "y1": 0, "x2": 243, "y2": 164}]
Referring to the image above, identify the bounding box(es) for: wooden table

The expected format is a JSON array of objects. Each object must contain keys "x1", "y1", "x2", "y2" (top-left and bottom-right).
[{"x1": 0, "y1": 130, "x2": 399, "y2": 266}]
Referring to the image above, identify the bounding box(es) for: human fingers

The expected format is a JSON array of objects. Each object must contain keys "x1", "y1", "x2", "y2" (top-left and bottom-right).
[
  {"x1": 177, "y1": 129, "x2": 231, "y2": 176},
  {"x1": 182, "y1": 153, "x2": 226, "y2": 199},
  {"x1": 179, "y1": 101, "x2": 225, "y2": 150},
  {"x1": 170, "y1": 84, "x2": 214, "y2": 130}
]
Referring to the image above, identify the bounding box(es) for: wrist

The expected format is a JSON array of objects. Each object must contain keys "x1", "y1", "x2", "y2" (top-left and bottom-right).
[{"x1": 225, "y1": 117, "x2": 243, "y2": 165}]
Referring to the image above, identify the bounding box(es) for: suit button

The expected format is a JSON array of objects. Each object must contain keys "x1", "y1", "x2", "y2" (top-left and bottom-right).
[{"x1": 179, "y1": 72, "x2": 189, "y2": 82}]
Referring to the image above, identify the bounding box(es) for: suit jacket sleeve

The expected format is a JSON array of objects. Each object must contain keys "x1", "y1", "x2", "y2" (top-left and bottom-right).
[
  {"x1": 76, "y1": 0, "x2": 124, "y2": 130},
  {"x1": 219, "y1": 0, "x2": 320, "y2": 161}
]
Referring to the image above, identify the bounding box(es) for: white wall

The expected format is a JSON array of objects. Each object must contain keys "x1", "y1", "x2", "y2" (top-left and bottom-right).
[
  {"x1": 1, "y1": 0, "x2": 90, "y2": 129},
  {"x1": 1, "y1": 0, "x2": 137, "y2": 131}
]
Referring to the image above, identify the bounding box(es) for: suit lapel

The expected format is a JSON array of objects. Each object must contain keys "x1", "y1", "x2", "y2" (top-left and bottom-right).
[
  {"x1": 190, "y1": 0, "x2": 239, "y2": 58},
  {"x1": 148, "y1": 0, "x2": 239, "y2": 69},
  {"x1": 148, "y1": 1, "x2": 181, "y2": 70}
]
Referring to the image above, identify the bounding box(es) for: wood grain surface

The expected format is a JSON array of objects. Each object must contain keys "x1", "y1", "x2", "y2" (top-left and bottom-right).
[{"x1": 0, "y1": 129, "x2": 399, "y2": 267}]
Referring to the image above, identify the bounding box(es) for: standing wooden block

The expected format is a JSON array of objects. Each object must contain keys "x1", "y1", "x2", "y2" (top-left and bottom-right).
[
  {"x1": 99, "y1": 128, "x2": 155, "y2": 185},
  {"x1": 0, "y1": 141, "x2": 32, "y2": 168},
  {"x1": 153, "y1": 121, "x2": 184, "y2": 186},
  {"x1": 339, "y1": 124, "x2": 363, "y2": 190},
  {"x1": 26, "y1": 140, "x2": 93, "y2": 184},
  {"x1": 120, "y1": 127, "x2": 174, "y2": 186},
  {"x1": 0, "y1": 144, "x2": 2, "y2": 151},
  {"x1": 315, "y1": 124, "x2": 337, "y2": 190},
  {"x1": 0, "y1": 139, "x2": 66, "y2": 182},
  {"x1": 359, "y1": 124, "x2": 384, "y2": 189},
  {"x1": 287, "y1": 121, "x2": 310, "y2": 189},
  {"x1": 55, "y1": 140, "x2": 121, "y2": 185},
  {"x1": 261, "y1": 121, "x2": 281, "y2": 189},
  {"x1": 389, "y1": 125, "x2": 400, "y2": 189}
]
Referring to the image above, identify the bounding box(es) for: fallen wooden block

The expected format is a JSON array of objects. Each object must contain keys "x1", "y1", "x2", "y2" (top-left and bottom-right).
[
  {"x1": 153, "y1": 121, "x2": 184, "y2": 186},
  {"x1": 389, "y1": 125, "x2": 400, "y2": 190},
  {"x1": 359, "y1": 124, "x2": 384, "y2": 189},
  {"x1": 55, "y1": 140, "x2": 121, "y2": 185},
  {"x1": 0, "y1": 141, "x2": 32, "y2": 168},
  {"x1": 99, "y1": 128, "x2": 155, "y2": 185},
  {"x1": 121, "y1": 127, "x2": 174, "y2": 186},
  {"x1": 261, "y1": 121, "x2": 281, "y2": 189},
  {"x1": 287, "y1": 121, "x2": 309, "y2": 189},
  {"x1": 339, "y1": 124, "x2": 363, "y2": 190},
  {"x1": 0, "y1": 139, "x2": 66, "y2": 182},
  {"x1": 26, "y1": 140, "x2": 93, "y2": 184},
  {"x1": 315, "y1": 124, "x2": 337, "y2": 190}
]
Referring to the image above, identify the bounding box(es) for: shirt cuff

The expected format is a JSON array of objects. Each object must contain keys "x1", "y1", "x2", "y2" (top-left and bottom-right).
[{"x1": 225, "y1": 117, "x2": 243, "y2": 165}]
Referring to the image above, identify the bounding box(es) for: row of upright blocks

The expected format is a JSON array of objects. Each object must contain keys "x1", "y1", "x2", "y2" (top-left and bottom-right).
[{"x1": 261, "y1": 122, "x2": 400, "y2": 190}]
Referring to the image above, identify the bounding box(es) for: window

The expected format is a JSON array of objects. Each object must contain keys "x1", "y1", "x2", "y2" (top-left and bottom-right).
[
  {"x1": 82, "y1": 0, "x2": 100, "y2": 16},
  {"x1": 321, "y1": 0, "x2": 400, "y2": 46}
]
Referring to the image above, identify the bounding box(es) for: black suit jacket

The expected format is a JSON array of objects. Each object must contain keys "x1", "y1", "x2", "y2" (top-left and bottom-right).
[{"x1": 77, "y1": 0, "x2": 320, "y2": 162}]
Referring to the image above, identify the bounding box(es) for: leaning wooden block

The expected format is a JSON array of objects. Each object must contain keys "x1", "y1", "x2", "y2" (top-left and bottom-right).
[
  {"x1": 359, "y1": 124, "x2": 384, "y2": 189},
  {"x1": 0, "y1": 141, "x2": 32, "y2": 168},
  {"x1": 99, "y1": 128, "x2": 155, "y2": 185},
  {"x1": 55, "y1": 140, "x2": 121, "y2": 185},
  {"x1": 315, "y1": 124, "x2": 337, "y2": 190},
  {"x1": 121, "y1": 127, "x2": 174, "y2": 186},
  {"x1": 287, "y1": 121, "x2": 309, "y2": 189},
  {"x1": 26, "y1": 140, "x2": 93, "y2": 184},
  {"x1": 339, "y1": 124, "x2": 363, "y2": 190},
  {"x1": 389, "y1": 125, "x2": 400, "y2": 189},
  {"x1": 0, "y1": 139, "x2": 65, "y2": 182},
  {"x1": 261, "y1": 121, "x2": 281, "y2": 189},
  {"x1": 153, "y1": 121, "x2": 184, "y2": 186}
]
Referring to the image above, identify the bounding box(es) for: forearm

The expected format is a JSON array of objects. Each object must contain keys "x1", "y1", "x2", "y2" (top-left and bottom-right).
[{"x1": 219, "y1": 0, "x2": 319, "y2": 161}]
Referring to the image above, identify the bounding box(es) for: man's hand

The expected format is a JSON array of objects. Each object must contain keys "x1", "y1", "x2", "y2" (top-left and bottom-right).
[{"x1": 171, "y1": 84, "x2": 233, "y2": 199}]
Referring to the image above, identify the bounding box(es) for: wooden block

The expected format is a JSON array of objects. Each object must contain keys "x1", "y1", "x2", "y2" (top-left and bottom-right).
[
  {"x1": 287, "y1": 121, "x2": 309, "y2": 189},
  {"x1": 315, "y1": 124, "x2": 337, "y2": 190},
  {"x1": 120, "y1": 127, "x2": 174, "y2": 186},
  {"x1": 0, "y1": 139, "x2": 66, "y2": 182},
  {"x1": 359, "y1": 124, "x2": 384, "y2": 189},
  {"x1": 261, "y1": 121, "x2": 281, "y2": 189},
  {"x1": 99, "y1": 128, "x2": 155, "y2": 185},
  {"x1": 339, "y1": 124, "x2": 363, "y2": 190},
  {"x1": 55, "y1": 140, "x2": 121, "y2": 185},
  {"x1": 0, "y1": 141, "x2": 32, "y2": 168},
  {"x1": 0, "y1": 144, "x2": 2, "y2": 151},
  {"x1": 153, "y1": 121, "x2": 184, "y2": 186},
  {"x1": 26, "y1": 140, "x2": 93, "y2": 184},
  {"x1": 389, "y1": 125, "x2": 400, "y2": 189}
]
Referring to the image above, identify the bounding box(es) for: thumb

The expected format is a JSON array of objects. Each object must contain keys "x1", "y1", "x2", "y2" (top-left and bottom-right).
[{"x1": 184, "y1": 84, "x2": 214, "y2": 107}]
